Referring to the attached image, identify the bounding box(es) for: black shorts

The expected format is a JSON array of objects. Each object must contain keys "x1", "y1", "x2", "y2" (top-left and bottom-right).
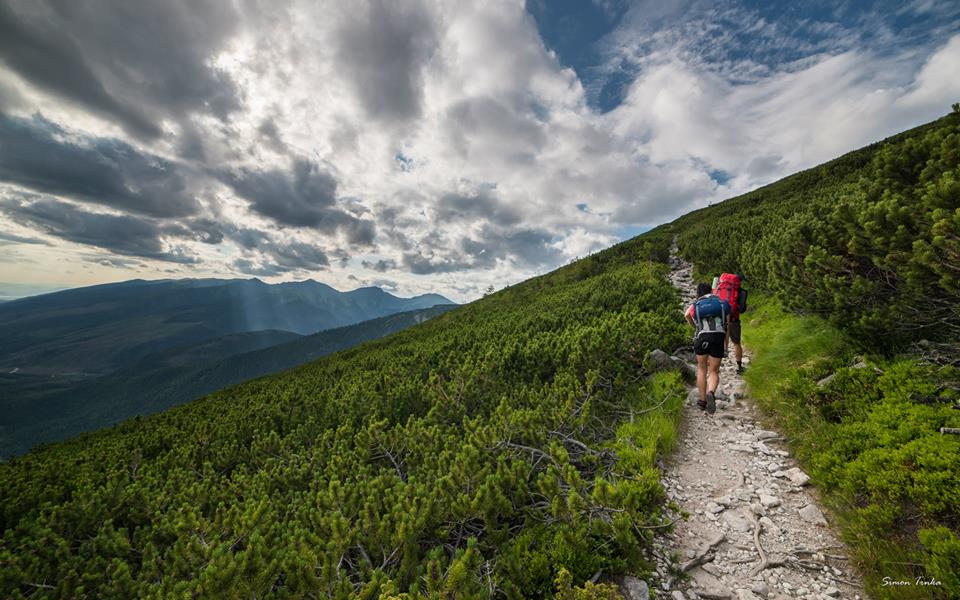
[
  {"x1": 694, "y1": 333, "x2": 725, "y2": 358},
  {"x1": 728, "y1": 319, "x2": 741, "y2": 344}
]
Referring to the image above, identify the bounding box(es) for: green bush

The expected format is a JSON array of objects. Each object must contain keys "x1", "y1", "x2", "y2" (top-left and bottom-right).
[
  {"x1": 0, "y1": 243, "x2": 684, "y2": 598},
  {"x1": 741, "y1": 297, "x2": 960, "y2": 599},
  {"x1": 674, "y1": 111, "x2": 960, "y2": 355}
]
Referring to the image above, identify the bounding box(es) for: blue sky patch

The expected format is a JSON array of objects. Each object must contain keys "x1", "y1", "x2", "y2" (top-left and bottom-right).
[{"x1": 526, "y1": 0, "x2": 960, "y2": 110}]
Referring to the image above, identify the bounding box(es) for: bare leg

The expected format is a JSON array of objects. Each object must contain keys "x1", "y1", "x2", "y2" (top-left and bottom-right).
[
  {"x1": 734, "y1": 342, "x2": 743, "y2": 365},
  {"x1": 707, "y1": 356, "x2": 722, "y2": 393},
  {"x1": 697, "y1": 354, "x2": 708, "y2": 401}
]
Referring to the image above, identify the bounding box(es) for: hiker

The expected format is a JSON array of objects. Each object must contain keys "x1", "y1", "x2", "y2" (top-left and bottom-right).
[
  {"x1": 713, "y1": 273, "x2": 748, "y2": 373},
  {"x1": 685, "y1": 282, "x2": 731, "y2": 414}
]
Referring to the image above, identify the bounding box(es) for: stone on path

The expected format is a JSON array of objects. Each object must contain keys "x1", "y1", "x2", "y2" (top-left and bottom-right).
[
  {"x1": 654, "y1": 247, "x2": 863, "y2": 600},
  {"x1": 798, "y1": 503, "x2": 828, "y2": 525},
  {"x1": 722, "y1": 507, "x2": 754, "y2": 532},
  {"x1": 750, "y1": 581, "x2": 769, "y2": 598},
  {"x1": 713, "y1": 494, "x2": 734, "y2": 507},
  {"x1": 774, "y1": 467, "x2": 810, "y2": 486},
  {"x1": 759, "y1": 494, "x2": 781, "y2": 508},
  {"x1": 621, "y1": 575, "x2": 650, "y2": 600},
  {"x1": 759, "y1": 516, "x2": 779, "y2": 535}
]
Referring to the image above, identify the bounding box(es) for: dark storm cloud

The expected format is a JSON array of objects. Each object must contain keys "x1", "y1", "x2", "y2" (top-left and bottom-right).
[
  {"x1": 225, "y1": 160, "x2": 338, "y2": 228},
  {"x1": 257, "y1": 118, "x2": 286, "y2": 153},
  {"x1": 361, "y1": 258, "x2": 397, "y2": 272},
  {"x1": 0, "y1": 114, "x2": 201, "y2": 218},
  {"x1": 335, "y1": 0, "x2": 437, "y2": 123},
  {"x1": 161, "y1": 218, "x2": 226, "y2": 245},
  {"x1": 346, "y1": 218, "x2": 377, "y2": 246},
  {"x1": 0, "y1": 3, "x2": 158, "y2": 137},
  {"x1": 233, "y1": 240, "x2": 330, "y2": 277},
  {"x1": 399, "y1": 222, "x2": 560, "y2": 275},
  {"x1": 230, "y1": 227, "x2": 273, "y2": 250},
  {"x1": 0, "y1": 196, "x2": 198, "y2": 263},
  {"x1": 0, "y1": 0, "x2": 241, "y2": 139},
  {"x1": 224, "y1": 159, "x2": 377, "y2": 244},
  {"x1": 401, "y1": 251, "x2": 474, "y2": 275},
  {"x1": 434, "y1": 189, "x2": 522, "y2": 226},
  {"x1": 462, "y1": 226, "x2": 561, "y2": 268},
  {"x1": 270, "y1": 241, "x2": 330, "y2": 270},
  {"x1": 445, "y1": 96, "x2": 546, "y2": 160},
  {"x1": 0, "y1": 230, "x2": 50, "y2": 246},
  {"x1": 233, "y1": 259, "x2": 285, "y2": 278}
]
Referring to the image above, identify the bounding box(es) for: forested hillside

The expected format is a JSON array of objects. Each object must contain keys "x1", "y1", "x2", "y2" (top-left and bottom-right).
[
  {"x1": 672, "y1": 110, "x2": 959, "y2": 354},
  {"x1": 2, "y1": 110, "x2": 958, "y2": 599},
  {"x1": 667, "y1": 109, "x2": 960, "y2": 598},
  {"x1": 0, "y1": 233, "x2": 687, "y2": 598},
  {"x1": 0, "y1": 306, "x2": 456, "y2": 459},
  {"x1": 0, "y1": 277, "x2": 452, "y2": 376}
]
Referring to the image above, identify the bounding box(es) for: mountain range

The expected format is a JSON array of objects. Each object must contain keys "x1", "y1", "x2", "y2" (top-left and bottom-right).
[
  {"x1": 0, "y1": 277, "x2": 452, "y2": 376},
  {"x1": 0, "y1": 278, "x2": 454, "y2": 456},
  {"x1": 2, "y1": 112, "x2": 957, "y2": 598}
]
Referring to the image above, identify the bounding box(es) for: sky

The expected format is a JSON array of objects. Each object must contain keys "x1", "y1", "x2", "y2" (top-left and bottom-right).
[{"x1": 0, "y1": 0, "x2": 958, "y2": 302}]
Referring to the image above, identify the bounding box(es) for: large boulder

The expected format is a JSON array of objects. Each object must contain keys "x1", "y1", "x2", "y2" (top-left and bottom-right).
[
  {"x1": 672, "y1": 346, "x2": 696, "y2": 364},
  {"x1": 646, "y1": 349, "x2": 675, "y2": 371},
  {"x1": 678, "y1": 360, "x2": 697, "y2": 383},
  {"x1": 646, "y1": 349, "x2": 697, "y2": 383}
]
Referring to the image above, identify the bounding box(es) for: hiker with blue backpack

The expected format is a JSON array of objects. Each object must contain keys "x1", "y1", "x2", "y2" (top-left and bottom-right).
[{"x1": 685, "y1": 282, "x2": 731, "y2": 414}]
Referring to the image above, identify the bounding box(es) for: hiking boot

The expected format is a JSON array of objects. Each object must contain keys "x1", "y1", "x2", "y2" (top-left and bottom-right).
[
  {"x1": 736, "y1": 364, "x2": 746, "y2": 374},
  {"x1": 706, "y1": 391, "x2": 716, "y2": 414},
  {"x1": 697, "y1": 398, "x2": 707, "y2": 410}
]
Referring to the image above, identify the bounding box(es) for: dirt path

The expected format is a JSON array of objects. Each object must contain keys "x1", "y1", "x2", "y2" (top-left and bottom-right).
[{"x1": 642, "y1": 249, "x2": 867, "y2": 600}]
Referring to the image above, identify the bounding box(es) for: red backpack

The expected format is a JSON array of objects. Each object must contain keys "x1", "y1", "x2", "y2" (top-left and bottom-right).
[{"x1": 714, "y1": 273, "x2": 747, "y2": 318}]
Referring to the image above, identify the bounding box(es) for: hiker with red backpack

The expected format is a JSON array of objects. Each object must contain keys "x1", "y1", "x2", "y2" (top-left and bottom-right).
[
  {"x1": 685, "y1": 282, "x2": 732, "y2": 414},
  {"x1": 713, "y1": 273, "x2": 748, "y2": 373}
]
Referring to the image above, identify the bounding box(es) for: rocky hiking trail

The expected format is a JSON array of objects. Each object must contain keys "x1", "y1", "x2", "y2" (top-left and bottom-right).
[{"x1": 623, "y1": 249, "x2": 867, "y2": 600}]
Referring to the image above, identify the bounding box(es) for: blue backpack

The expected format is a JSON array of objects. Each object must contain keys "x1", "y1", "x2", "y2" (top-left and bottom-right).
[{"x1": 693, "y1": 295, "x2": 728, "y2": 337}]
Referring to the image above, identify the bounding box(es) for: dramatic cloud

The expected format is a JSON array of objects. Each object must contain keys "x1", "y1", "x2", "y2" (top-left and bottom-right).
[
  {"x1": 234, "y1": 241, "x2": 330, "y2": 277},
  {"x1": 0, "y1": 195, "x2": 197, "y2": 263},
  {"x1": 0, "y1": 0, "x2": 242, "y2": 138},
  {"x1": 434, "y1": 189, "x2": 522, "y2": 227},
  {"x1": 224, "y1": 160, "x2": 372, "y2": 237},
  {"x1": 0, "y1": 230, "x2": 49, "y2": 246},
  {"x1": 0, "y1": 114, "x2": 201, "y2": 218},
  {"x1": 0, "y1": 0, "x2": 958, "y2": 302},
  {"x1": 361, "y1": 258, "x2": 397, "y2": 272},
  {"x1": 334, "y1": 0, "x2": 437, "y2": 123}
]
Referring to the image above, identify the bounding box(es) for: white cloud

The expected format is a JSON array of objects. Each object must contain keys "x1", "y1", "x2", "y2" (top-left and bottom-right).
[{"x1": 1, "y1": 0, "x2": 959, "y2": 303}]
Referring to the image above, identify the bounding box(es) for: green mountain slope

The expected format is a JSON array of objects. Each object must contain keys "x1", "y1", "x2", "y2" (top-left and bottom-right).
[
  {"x1": 0, "y1": 307, "x2": 457, "y2": 459},
  {"x1": 670, "y1": 112, "x2": 959, "y2": 353},
  {"x1": 0, "y1": 236, "x2": 685, "y2": 598},
  {"x1": 661, "y1": 109, "x2": 960, "y2": 598},
  {"x1": 1, "y1": 110, "x2": 958, "y2": 598},
  {"x1": 0, "y1": 329, "x2": 303, "y2": 458},
  {"x1": 0, "y1": 277, "x2": 453, "y2": 376}
]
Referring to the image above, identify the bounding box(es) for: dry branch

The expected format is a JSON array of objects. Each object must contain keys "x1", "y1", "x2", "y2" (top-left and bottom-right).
[{"x1": 681, "y1": 532, "x2": 726, "y2": 571}]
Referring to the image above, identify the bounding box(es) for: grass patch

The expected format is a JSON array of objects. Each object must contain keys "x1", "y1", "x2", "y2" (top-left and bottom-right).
[{"x1": 742, "y1": 296, "x2": 960, "y2": 599}]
